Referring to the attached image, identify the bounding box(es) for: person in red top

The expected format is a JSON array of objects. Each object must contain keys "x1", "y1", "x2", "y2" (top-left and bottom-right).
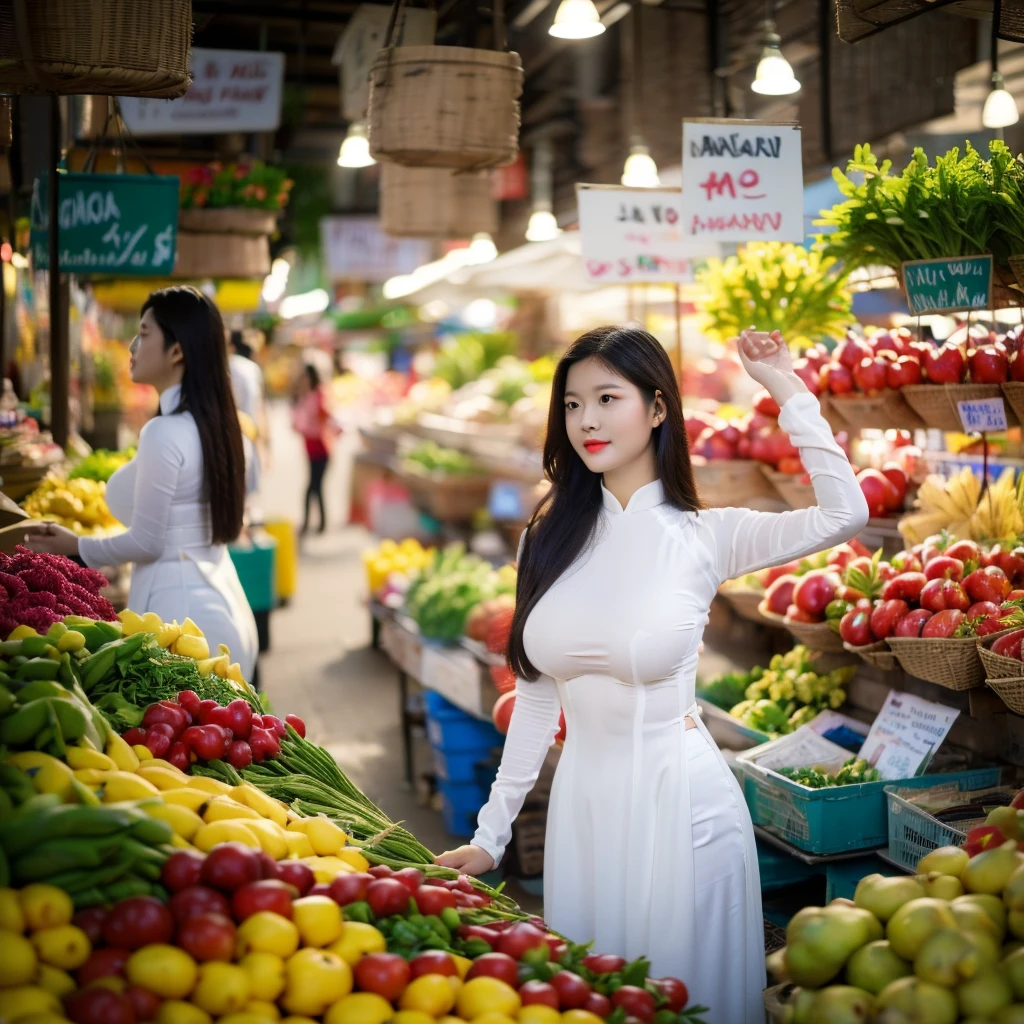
[{"x1": 292, "y1": 363, "x2": 333, "y2": 535}]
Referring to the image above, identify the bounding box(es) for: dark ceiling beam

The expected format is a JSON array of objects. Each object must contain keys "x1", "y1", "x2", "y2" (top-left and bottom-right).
[{"x1": 191, "y1": 0, "x2": 359, "y2": 22}]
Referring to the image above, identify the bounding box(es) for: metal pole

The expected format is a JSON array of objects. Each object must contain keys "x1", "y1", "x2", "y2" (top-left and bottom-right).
[{"x1": 48, "y1": 96, "x2": 68, "y2": 448}]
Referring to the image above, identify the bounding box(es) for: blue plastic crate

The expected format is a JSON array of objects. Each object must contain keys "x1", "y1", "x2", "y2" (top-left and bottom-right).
[
  {"x1": 229, "y1": 536, "x2": 278, "y2": 613},
  {"x1": 756, "y1": 839, "x2": 823, "y2": 892},
  {"x1": 739, "y1": 763, "x2": 1001, "y2": 856},
  {"x1": 431, "y1": 745, "x2": 500, "y2": 785},
  {"x1": 424, "y1": 691, "x2": 503, "y2": 752},
  {"x1": 439, "y1": 780, "x2": 488, "y2": 837},
  {"x1": 825, "y1": 855, "x2": 898, "y2": 903}
]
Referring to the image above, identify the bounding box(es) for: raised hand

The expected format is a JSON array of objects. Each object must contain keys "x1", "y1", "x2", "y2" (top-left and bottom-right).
[{"x1": 736, "y1": 328, "x2": 806, "y2": 406}]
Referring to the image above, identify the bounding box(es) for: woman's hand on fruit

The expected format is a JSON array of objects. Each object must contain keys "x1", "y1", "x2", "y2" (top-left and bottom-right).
[
  {"x1": 22, "y1": 522, "x2": 80, "y2": 558},
  {"x1": 435, "y1": 845, "x2": 496, "y2": 875},
  {"x1": 736, "y1": 328, "x2": 807, "y2": 407}
]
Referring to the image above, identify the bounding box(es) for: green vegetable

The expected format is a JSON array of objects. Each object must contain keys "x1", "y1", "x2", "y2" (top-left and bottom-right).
[
  {"x1": 780, "y1": 757, "x2": 880, "y2": 789},
  {"x1": 403, "y1": 441, "x2": 478, "y2": 476},
  {"x1": 69, "y1": 448, "x2": 135, "y2": 483}
]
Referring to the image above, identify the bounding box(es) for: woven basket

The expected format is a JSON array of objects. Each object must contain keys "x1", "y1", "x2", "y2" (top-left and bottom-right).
[
  {"x1": 1002, "y1": 382, "x2": 1024, "y2": 426},
  {"x1": 829, "y1": 389, "x2": 925, "y2": 432},
  {"x1": 902, "y1": 383, "x2": 1017, "y2": 433},
  {"x1": 783, "y1": 618, "x2": 848, "y2": 654},
  {"x1": 844, "y1": 640, "x2": 900, "y2": 671},
  {"x1": 761, "y1": 467, "x2": 815, "y2": 509},
  {"x1": 885, "y1": 632, "x2": 1011, "y2": 690},
  {"x1": 0, "y1": 0, "x2": 192, "y2": 98},
  {"x1": 721, "y1": 587, "x2": 767, "y2": 623},
  {"x1": 401, "y1": 469, "x2": 492, "y2": 523},
  {"x1": 817, "y1": 393, "x2": 849, "y2": 433},
  {"x1": 978, "y1": 631, "x2": 1024, "y2": 681},
  {"x1": 368, "y1": 45, "x2": 523, "y2": 169},
  {"x1": 380, "y1": 164, "x2": 498, "y2": 238},
  {"x1": 1002, "y1": 256, "x2": 1024, "y2": 302},
  {"x1": 173, "y1": 233, "x2": 271, "y2": 280},
  {"x1": 987, "y1": 676, "x2": 1024, "y2": 715},
  {"x1": 694, "y1": 459, "x2": 777, "y2": 507},
  {"x1": 757, "y1": 602, "x2": 789, "y2": 631},
  {"x1": 178, "y1": 208, "x2": 279, "y2": 237}
]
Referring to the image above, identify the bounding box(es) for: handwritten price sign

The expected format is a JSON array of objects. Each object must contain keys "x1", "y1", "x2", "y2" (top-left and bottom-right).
[
  {"x1": 901, "y1": 255, "x2": 993, "y2": 315},
  {"x1": 681, "y1": 120, "x2": 803, "y2": 242},
  {"x1": 576, "y1": 185, "x2": 720, "y2": 283},
  {"x1": 958, "y1": 397, "x2": 1008, "y2": 433}
]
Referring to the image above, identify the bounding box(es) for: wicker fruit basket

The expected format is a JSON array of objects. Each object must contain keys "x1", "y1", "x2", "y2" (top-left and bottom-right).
[
  {"x1": 844, "y1": 640, "x2": 900, "y2": 671},
  {"x1": 720, "y1": 587, "x2": 767, "y2": 623},
  {"x1": 380, "y1": 164, "x2": 497, "y2": 238},
  {"x1": 885, "y1": 631, "x2": 1013, "y2": 691},
  {"x1": 987, "y1": 676, "x2": 1024, "y2": 715},
  {"x1": 178, "y1": 208, "x2": 279, "y2": 236},
  {"x1": 902, "y1": 383, "x2": 1018, "y2": 433},
  {"x1": 761, "y1": 467, "x2": 815, "y2": 509},
  {"x1": 694, "y1": 460, "x2": 777, "y2": 507},
  {"x1": 1001, "y1": 382, "x2": 1024, "y2": 426},
  {"x1": 173, "y1": 233, "x2": 270, "y2": 280},
  {"x1": 783, "y1": 619, "x2": 848, "y2": 654},
  {"x1": 400, "y1": 468, "x2": 492, "y2": 523},
  {"x1": 978, "y1": 631, "x2": 1024, "y2": 681},
  {"x1": 829, "y1": 389, "x2": 925, "y2": 432}
]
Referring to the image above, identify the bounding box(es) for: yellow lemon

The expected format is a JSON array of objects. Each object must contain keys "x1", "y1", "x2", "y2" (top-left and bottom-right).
[
  {"x1": 126, "y1": 945, "x2": 198, "y2": 999},
  {"x1": 457, "y1": 978, "x2": 521, "y2": 1020},
  {"x1": 519, "y1": 1008, "x2": 561, "y2": 1024},
  {"x1": 400, "y1": 975, "x2": 458, "y2": 1017},
  {"x1": 280, "y1": 1018, "x2": 321, "y2": 1024},
  {"x1": 0, "y1": 887, "x2": 25, "y2": 932},
  {"x1": 560, "y1": 1013, "x2": 605, "y2": 1024},
  {"x1": 215, "y1": 1015, "x2": 278, "y2": 1024},
  {"x1": 475, "y1": 1015, "x2": 518, "y2": 1024},
  {"x1": 324, "y1": 992, "x2": 394, "y2": 1024},
  {"x1": 31, "y1": 925, "x2": 91, "y2": 970},
  {"x1": 33, "y1": 963, "x2": 76, "y2": 998},
  {"x1": 438, "y1": 1016, "x2": 468, "y2": 1024},
  {"x1": 327, "y1": 922, "x2": 387, "y2": 966},
  {"x1": 246, "y1": 999, "x2": 282, "y2": 1019},
  {"x1": 393, "y1": 1013, "x2": 435, "y2": 1024},
  {"x1": 281, "y1": 948, "x2": 352, "y2": 1017},
  {"x1": 239, "y1": 951, "x2": 287, "y2": 1002},
  {"x1": 155, "y1": 1000, "x2": 213, "y2": 1024},
  {"x1": 18, "y1": 885, "x2": 73, "y2": 930},
  {"x1": 452, "y1": 956, "x2": 473, "y2": 980},
  {"x1": 237, "y1": 913, "x2": 300, "y2": 959},
  {"x1": 0, "y1": 931, "x2": 38, "y2": 986},
  {"x1": 0, "y1": 986, "x2": 61, "y2": 1020},
  {"x1": 292, "y1": 896, "x2": 344, "y2": 948},
  {"x1": 305, "y1": 817, "x2": 349, "y2": 856},
  {"x1": 191, "y1": 961, "x2": 251, "y2": 1016}
]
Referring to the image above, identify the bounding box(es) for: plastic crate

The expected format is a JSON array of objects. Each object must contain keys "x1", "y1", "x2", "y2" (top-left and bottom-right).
[
  {"x1": 439, "y1": 780, "x2": 488, "y2": 837},
  {"x1": 424, "y1": 691, "x2": 503, "y2": 752},
  {"x1": 886, "y1": 778, "x2": 1011, "y2": 871},
  {"x1": 739, "y1": 763, "x2": 1001, "y2": 856},
  {"x1": 431, "y1": 745, "x2": 500, "y2": 785},
  {"x1": 756, "y1": 840, "x2": 822, "y2": 893},
  {"x1": 824, "y1": 855, "x2": 898, "y2": 903},
  {"x1": 229, "y1": 535, "x2": 278, "y2": 613}
]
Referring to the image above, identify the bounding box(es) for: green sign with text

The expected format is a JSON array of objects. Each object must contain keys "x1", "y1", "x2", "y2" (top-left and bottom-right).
[
  {"x1": 901, "y1": 254, "x2": 993, "y2": 315},
  {"x1": 30, "y1": 172, "x2": 179, "y2": 277}
]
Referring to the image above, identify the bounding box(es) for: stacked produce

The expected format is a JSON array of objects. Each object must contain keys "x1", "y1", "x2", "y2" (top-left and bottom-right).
[
  {"x1": 778, "y1": 758, "x2": 881, "y2": 789},
  {"x1": 68, "y1": 449, "x2": 135, "y2": 484},
  {"x1": 362, "y1": 538, "x2": 434, "y2": 605},
  {"x1": 403, "y1": 442, "x2": 479, "y2": 477},
  {"x1": 768, "y1": 787, "x2": 1024, "y2": 1023},
  {"x1": 22, "y1": 476, "x2": 124, "y2": 538}
]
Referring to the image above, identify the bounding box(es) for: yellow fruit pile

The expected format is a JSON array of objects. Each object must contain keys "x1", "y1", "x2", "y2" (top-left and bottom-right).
[
  {"x1": 22, "y1": 475, "x2": 124, "y2": 537},
  {"x1": 363, "y1": 539, "x2": 434, "y2": 597},
  {"x1": 0, "y1": 884, "x2": 92, "y2": 1021}
]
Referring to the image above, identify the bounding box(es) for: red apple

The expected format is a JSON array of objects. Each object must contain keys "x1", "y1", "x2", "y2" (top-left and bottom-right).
[
  {"x1": 964, "y1": 566, "x2": 1012, "y2": 604},
  {"x1": 940, "y1": 579, "x2": 971, "y2": 612},
  {"x1": 967, "y1": 601, "x2": 1002, "y2": 621},
  {"x1": 854, "y1": 357, "x2": 889, "y2": 395},
  {"x1": 754, "y1": 391, "x2": 781, "y2": 418},
  {"x1": 1011, "y1": 350, "x2": 1024, "y2": 383},
  {"x1": 858, "y1": 469, "x2": 899, "y2": 517},
  {"x1": 839, "y1": 608, "x2": 872, "y2": 646},
  {"x1": 969, "y1": 345, "x2": 1009, "y2": 384},
  {"x1": 824, "y1": 363, "x2": 855, "y2": 395},
  {"x1": 894, "y1": 608, "x2": 933, "y2": 637},
  {"x1": 765, "y1": 574, "x2": 799, "y2": 616},
  {"x1": 922, "y1": 608, "x2": 966, "y2": 638},
  {"x1": 837, "y1": 337, "x2": 872, "y2": 370},
  {"x1": 891, "y1": 551, "x2": 924, "y2": 574},
  {"x1": 886, "y1": 356, "x2": 923, "y2": 389},
  {"x1": 923, "y1": 344, "x2": 967, "y2": 384},
  {"x1": 924, "y1": 556, "x2": 965, "y2": 582},
  {"x1": 870, "y1": 599, "x2": 910, "y2": 640},
  {"x1": 945, "y1": 539, "x2": 982, "y2": 564},
  {"x1": 792, "y1": 359, "x2": 821, "y2": 396},
  {"x1": 882, "y1": 572, "x2": 927, "y2": 603},
  {"x1": 880, "y1": 464, "x2": 908, "y2": 509},
  {"x1": 792, "y1": 571, "x2": 841, "y2": 618}
]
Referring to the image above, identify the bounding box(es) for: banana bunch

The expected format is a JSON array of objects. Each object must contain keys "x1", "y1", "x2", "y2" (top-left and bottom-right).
[
  {"x1": 899, "y1": 468, "x2": 982, "y2": 546},
  {"x1": 21, "y1": 474, "x2": 123, "y2": 537},
  {"x1": 970, "y1": 466, "x2": 1024, "y2": 542}
]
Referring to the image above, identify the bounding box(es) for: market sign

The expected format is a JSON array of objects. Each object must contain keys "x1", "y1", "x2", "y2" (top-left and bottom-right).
[
  {"x1": 321, "y1": 217, "x2": 431, "y2": 283},
  {"x1": 119, "y1": 49, "x2": 285, "y2": 135},
  {"x1": 680, "y1": 120, "x2": 803, "y2": 243},
  {"x1": 901, "y1": 254, "x2": 993, "y2": 315},
  {"x1": 30, "y1": 173, "x2": 179, "y2": 277},
  {"x1": 576, "y1": 185, "x2": 720, "y2": 283}
]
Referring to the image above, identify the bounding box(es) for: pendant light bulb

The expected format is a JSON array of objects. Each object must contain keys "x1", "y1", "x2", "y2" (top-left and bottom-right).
[
  {"x1": 468, "y1": 233, "x2": 498, "y2": 264},
  {"x1": 526, "y1": 206, "x2": 561, "y2": 242},
  {"x1": 621, "y1": 143, "x2": 660, "y2": 188},
  {"x1": 338, "y1": 121, "x2": 375, "y2": 168},
  {"x1": 549, "y1": 0, "x2": 605, "y2": 39},
  {"x1": 983, "y1": 71, "x2": 1020, "y2": 129},
  {"x1": 751, "y1": 23, "x2": 800, "y2": 96}
]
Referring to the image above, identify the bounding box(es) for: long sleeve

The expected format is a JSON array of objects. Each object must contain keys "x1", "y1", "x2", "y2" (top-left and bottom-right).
[
  {"x1": 709, "y1": 391, "x2": 869, "y2": 583},
  {"x1": 471, "y1": 673, "x2": 561, "y2": 865},
  {"x1": 79, "y1": 418, "x2": 185, "y2": 569}
]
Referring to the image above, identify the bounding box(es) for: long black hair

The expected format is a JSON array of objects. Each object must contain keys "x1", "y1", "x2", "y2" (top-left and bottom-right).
[
  {"x1": 508, "y1": 325, "x2": 702, "y2": 681},
  {"x1": 141, "y1": 286, "x2": 245, "y2": 546}
]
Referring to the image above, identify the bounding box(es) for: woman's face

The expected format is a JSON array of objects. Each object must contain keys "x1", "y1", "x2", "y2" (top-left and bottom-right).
[
  {"x1": 564, "y1": 356, "x2": 664, "y2": 475},
  {"x1": 129, "y1": 308, "x2": 183, "y2": 389}
]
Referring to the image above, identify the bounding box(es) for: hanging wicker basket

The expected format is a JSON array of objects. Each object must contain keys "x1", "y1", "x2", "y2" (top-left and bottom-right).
[
  {"x1": 987, "y1": 676, "x2": 1024, "y2": 715},
  {"x1": 720, "y1": 586, "x2": 767, "y2": 623},
  {"x1": 843, "y1": 640, "x2": 900, "y2": 672},
  {"x1": 178, "y1": 208, "x2": 279, "y2": 237},
  {"x1": 0, "y1": 0, "x2": 192, "y2": 98},
  {"x1": 173, "y1": 233, "x2": 270, "y2": 280},
  {"x1": 380, "y1": 164, "x2": 498, "y2": 238},
  {"x1": 829, "y1": 389, "x2": 925, "y2": 432},
  {"x1": 885, "y1": 632, "x2": 1014, "y2": 691},
  {"x1": 1002, "y1": 382, "x2": 1024, "y2": 426},
  {"x1": 902, "y1": 383, "x2": 1018, "y2": 433},
  {"x1": 783, "y1": 619, "x2": 848, "y2": 654},
  {"x1": 978, "y1": 631, "x2": 1024, "y2": 682}
]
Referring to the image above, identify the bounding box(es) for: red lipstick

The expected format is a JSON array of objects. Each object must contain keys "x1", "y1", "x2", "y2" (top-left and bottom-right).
[{"x1": 583, "y1": 440, "x2": 610, "y2": 453}]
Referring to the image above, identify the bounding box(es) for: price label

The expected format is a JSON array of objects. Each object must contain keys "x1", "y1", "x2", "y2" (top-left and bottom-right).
[
  {"x1": 901, "y1": 255, "x2": 993, "y2": 314},
  {"x1": 957, "y1": 397, "x2": 1008, "y2": 434},
  {"x1": 858, "y1": 691, "x2": 960, "y2": 780}
]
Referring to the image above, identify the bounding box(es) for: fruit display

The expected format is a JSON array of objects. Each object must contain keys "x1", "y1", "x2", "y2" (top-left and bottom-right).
[
  {"x1": 362, "y1": 538, "x2": 435, "y2": 604},
  {"x1": 778, "y1": 758, "x2": 881, "y2": 789},
  {"x1": 68, "y1": 449, "x2": 135, "y2": 484},
  {"x1": 22, "y1": 476, "x2": 124, "y2": 538},
  {"x1": 767, "y1": 794, "x2": 1024, "y2": 1024},
  {"x1": 404, "y1": 545, "x2": 516, "y2": 643},
  {"x1": 403, "y1": 442, "x2": 479, "y2": 477},
  {"x1": 0, "y1": 547, "x2": 117, "y2": 637},
  {"x1": 432, "y1": 334, "x2": 519, "y2": 392}
]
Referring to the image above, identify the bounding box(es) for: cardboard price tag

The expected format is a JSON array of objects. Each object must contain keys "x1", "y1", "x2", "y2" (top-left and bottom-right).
[
  {"x1": 858, "y1": 691, "x2": 960, "y2": 780},
  {"x1": 958, "y1": 397, "x2": 1008, "y2": 433}
]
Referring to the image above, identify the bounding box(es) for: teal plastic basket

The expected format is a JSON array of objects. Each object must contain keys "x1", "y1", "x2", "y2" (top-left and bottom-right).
[
  {"x1": 229, "y1": 536, "x2": 278, "y2": 613},
  {"x1": 885, "y1": 779, "x2": 1012, "y2": 871},
  {"x1": 739, "y1": 762, "x2": 1001, "y2": 856}
]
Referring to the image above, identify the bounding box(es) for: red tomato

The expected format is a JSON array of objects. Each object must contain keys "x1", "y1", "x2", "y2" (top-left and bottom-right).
[
  {"x1": 231, "y1": 880, "x2": 296, "y2": 921},
  {"x1": 125, "y1": 984, "x2": 160, "y2": 1022},
  {"x1": 102, "y1": 897, "x2": 174, "y2": 950},
  {"x1": 551, "y1": 971, "x2": 592, "y2": 1009},
  {"x1": 409, "y1": 951, "x2": 458, "y2": 978},
  {"x1": 354, "y1": 953, "x2": 412, "y2": 1000},
  {"x1": 177, "y1": 690, "x2": 201, "y2": 715},
  {"x1": 72, "y1": 908, "x2": 108, "y2": 946},
  {"x1": 66, "y1": 987, "x2": 136, "y2": 1024},
  {"x1": 584, "y1": 993, "x2": 613, "y2": 1018},
  {"x1": 77, "y1": 947, "x2": 130, "y2": 986},
  {"x1": 168, "y1": 885, "x2": 232, "y2": 925},
  {"x1": 366, "y1": 878, "x2": 412, "y2": 918},
  {"x1": 285, "y1": 713, "x2": 306, "y2": 737},
  {"x1": 651, "y1": 977, "x2": 689, "y2": 1013},
  {"x1": 414, "y1": 885, "x2": 457, "y2": 916},
  {"x1": 458, "y1": 924, "x2": 501, "y2": 949},
  {"x1": 466, "y1": 953, "x2": 519, "y2": 987},
  {"x1": 176, "y1": 912, "x2": 237, "y2": 962},
  {"x1": 328, "y1": 873, "x2": 374, "y2": 906},
  {"x1": 497, "y1": 922, "x2": 549, "y2": 961},
  {"x1": 200, "y1": 842, "x2": 261, "y2": 892},
  {"x1": 611, "y1": 986, "x2": 656, "y2": 1023},
  {"x1": 276, "y1": 860, "x2": 315, "y2": 896},
  {"x1": 161, "y1": 850, "x2": 205, "y2": 893},
  {"x1": 368, "y1": 865, "x2": 394, "y2": 878},
  {"x1": 393, "y1": 867, "x2": 426, "y2": 894},
  {"x1": 520, "y1": 981, "x2": 560, "y2": 1009}
]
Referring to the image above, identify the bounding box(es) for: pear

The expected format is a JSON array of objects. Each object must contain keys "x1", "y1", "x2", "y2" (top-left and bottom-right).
[
  {"x1": 788, "y1": 987, "x2": 816, "y2": 1024},
  {"x1": 785, "y1": 905, "x2": 877, "y2": 987},
  {"x1": 1005, "y1": 865, "x2": 1024, "y2": 912},
  {"x1": 919, "y1": 871, "x2": 965, "y2": 901},
  {"x1": 1005, "y1": 947, "x2": 1024, "y2": 1000},
  {"x1": 845, "y1": 940, "x2": 911, "y2": 995},
  {"x1": 766, "y1": 947, "x2": 789, "y2": 982},
  {"x1": 914, "y1": 928, "x2": 997, "y2": 987},
  {"x1": 887, "y1": 898, "x2": 957, "y2": 960},
  {"x1": 956, "y1": 894, "x2": 1009, "y2": 935},
  {"x1": 876, "y1": 976, "x2": 959, "y2": 1024},
  {"x1": 958, "y1": 967, "x2": 1014, "y2": 1018},
  {"x1": 806, "y1": 985, "x2": 874, "y2": 1024},
  {"x1": 919, "y1": 846, "x2": 970, "y2": 878},
  {"x1": 855, "y1": 875, "x2": 927, "y2": 922},
  {"x1": 995, "y1": 1005, "x2": 1024, "y2": 1024},
  {"x1": 962, "y1": 840, "x2": 1023, "y2": 896},
  {"x1": 988, "y1": 806, "x2": 1024, "y2": 842},
  {"x1": 953, "y1": 900, "x2": 1008, "y2": 944}
]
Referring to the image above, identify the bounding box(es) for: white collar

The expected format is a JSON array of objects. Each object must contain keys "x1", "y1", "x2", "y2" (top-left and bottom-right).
[
  {"x1": 159, "y1": 383, "x2": 183, "y2": 415},
  {"x1": 601, "y1": 478, "x2": 666, "y2": 515}
]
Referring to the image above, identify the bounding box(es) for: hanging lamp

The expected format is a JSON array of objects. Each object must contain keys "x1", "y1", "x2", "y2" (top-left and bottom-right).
[
  {"x1": 751, "y1": 19, "x2": 800, "y2": 95},
  {"x1": 620, "y1": 0, "x2": 659, "y2": 188},
  {"x1": 338, "y1": 121, "x2": 375, "y2": 168},
  {"x1": 549, "y1": 0, "x2": 605, "y2": 39}
]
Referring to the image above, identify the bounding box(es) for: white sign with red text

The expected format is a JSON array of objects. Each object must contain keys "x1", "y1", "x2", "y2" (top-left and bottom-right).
[
  {"x1": 681, "y1": 120, "x2": 803, "y2": 243},
  {"x1": 119, "y1": 49, "x2": 285, "y2": 135},
  {"x1": 576, "y1": 185, "x2": 720, "y2": 284}
]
